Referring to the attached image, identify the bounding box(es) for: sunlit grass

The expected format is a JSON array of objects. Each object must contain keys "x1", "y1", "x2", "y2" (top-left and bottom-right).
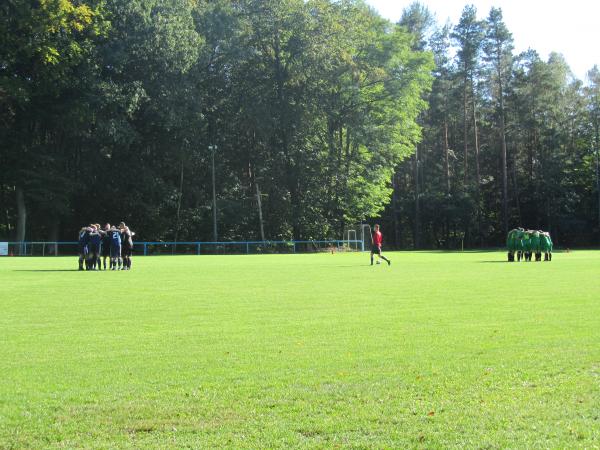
[{"x1": 1, "y1": 251, "x2": 599, "y2": 448}]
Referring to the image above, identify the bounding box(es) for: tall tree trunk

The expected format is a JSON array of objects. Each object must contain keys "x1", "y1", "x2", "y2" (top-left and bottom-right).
[
  {"x1": 49, "y1": 218, "x2": 60, "y2": 255},
  {"x1": 546, "y1": 197, "x2": 551, "y2": 235},
  {"x1": 529, "y1": 130, "x2": 535, "y2": 182},
  {"x1": 536, "y1": 140, "x2": 544, "y2": 230},
  {"x1": 274, "y1": 27, "x2": 299, "y2": 239},
  {"x1": 211, "y1": 147, "x2": 218, "y2": 242},
  {"x1": 392, "y1": 172, "x2": 400, "y2": 247},
  {"x1": 255, "y1": 181, "x2": 265, "y2": 242},
  {"x1": 444, "y1": 118, "x2": 450, "y2": 195},
  {"x1": 289, "y1": 181, "x2": 301, "y2": 240},
  {"x1": 461, "y1": 75, "x2": 473, "y2": 247},
  {"x1": 512, "y1": 150, "x2": 522, "y2": 225},
  {"x1": 2, "y1": 186, "x2": 11, "y2": 235},
  {"x1": 174, "y1": 156, "x2": 185, "y2": 246},
  {"x1": 463, "y1": 78, "x2": 469, "y2": 185},
  {"x1": 335, "y1": 124, "x2": 344, "y2": 235},
  {"x1": 472, "y1": 89, "x2": 481, "y2": 244},
  {"x1": 443, "y1": 106, "x2": 451, "y2": 247},
  {"x1": 596, "y1": 125, "x2": 600, "y2": 232},
  {"x1": 16, "y1": 186, "x2": 26, "y2": 255},
  {"x1": 414, "y1": 145, "x2": 420, "y2": 249},
  {"x1": 499, "y1": 77, "x2": 509, "y2": 236},
  {"x1": 339, "y1": 126, "x2": 353, "y2": 239},
  {"x1": 472, "y1": 85, "x2": 481, "y2": 189}
]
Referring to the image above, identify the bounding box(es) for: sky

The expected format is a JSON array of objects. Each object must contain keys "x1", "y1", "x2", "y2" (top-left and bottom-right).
[{"x1": 365, "y1": 0, "x2": 599, "y2": 81}]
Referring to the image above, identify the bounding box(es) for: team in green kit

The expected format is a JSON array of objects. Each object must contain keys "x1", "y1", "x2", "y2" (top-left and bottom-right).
[{"x1": 506, "y1": 228, "x2": 553, "y2": 262}]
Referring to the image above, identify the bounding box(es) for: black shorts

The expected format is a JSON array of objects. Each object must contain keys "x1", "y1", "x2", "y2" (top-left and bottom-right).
[
  {"x1": 101, "y1": 244, "x2": 111, "y2": 257},
  {"x1": 121, "y1": 245, "x2": 132, "y2": 257},
  {"x1": 110, "y1": 244, "x2": 121, "y2": 258},
  {"x1": 371, "y1": 245, "x2": 381, "y2": 254}
]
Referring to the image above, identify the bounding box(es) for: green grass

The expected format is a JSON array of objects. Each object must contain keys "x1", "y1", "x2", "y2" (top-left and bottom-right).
[{"x1": 1, "y1": 251, "x2": 599, "y2": 448}]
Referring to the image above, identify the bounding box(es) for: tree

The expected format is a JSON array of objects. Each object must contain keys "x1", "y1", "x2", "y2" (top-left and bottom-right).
[
  {"x1": 586, "y1": 66, "x2": 600, "y2": 231},
  {"x1": 399, "y1": 2, "x2": 435, "y2": 52},
  {"x1": 483, "y1": 6, "x2": 513, "y2": 236},
  {"x1": 452, "y1": 5, "x2": 484, "y2": 189},
  {"x1": 0, "y1": 0, "x2": 107, "y2": 247},
  {"x1": 399, "y1": 2, "x2": 436, "y2": 248},
  {"x1": 4, "y1": 0, "x2": 598, "y2": 250}
]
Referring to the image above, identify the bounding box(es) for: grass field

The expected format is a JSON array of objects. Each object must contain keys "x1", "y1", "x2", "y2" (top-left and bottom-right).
[{"x1": 1, "y1": 251, "x2": 599, "y2": 448}]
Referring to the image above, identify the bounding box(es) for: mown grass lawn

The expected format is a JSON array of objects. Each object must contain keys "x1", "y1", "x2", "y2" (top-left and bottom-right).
[{"x1": 1, "y1": 251, "x2": 599, "y2": 448}]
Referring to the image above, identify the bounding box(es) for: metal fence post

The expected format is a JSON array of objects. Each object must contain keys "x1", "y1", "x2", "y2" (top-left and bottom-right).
[
  {"x1": 246, "y1": 243, "x2": 249, "y2": 254},
  {"x1": 197, "y1": 243, "x2": 201, "y2": 255},
  {"x1": 144, "y1": 243, "x2": 148, "y2": 256}
]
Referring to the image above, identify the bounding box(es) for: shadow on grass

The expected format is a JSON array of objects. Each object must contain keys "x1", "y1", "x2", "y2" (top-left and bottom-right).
[
  {"x1": 408, "y1": 250, "x2": 504, "y2": 254},
  {"x1": 332, "y1": 264, "x2": 373, "y2": 268},
  {"x1": 13, "y1": 269, "x2": 82, "y2": 272}
]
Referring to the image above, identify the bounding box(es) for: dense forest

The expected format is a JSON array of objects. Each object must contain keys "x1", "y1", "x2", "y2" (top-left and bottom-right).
[
  {"x1": 387, "y1": 4, "x2": 600, "y2": 248},
  {"x1": 1, "y1": 0, "x2": 599, "y2": 248}
]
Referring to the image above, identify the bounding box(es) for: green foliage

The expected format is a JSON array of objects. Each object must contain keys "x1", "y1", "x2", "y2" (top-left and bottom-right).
[
  {"x1": 2, "y1": 0, "x2": 598, "y2": 246},
  {"x1": 386, "y1": 4, "x2": 599, "y2": 249},
  {"x1": 1, "y1": 0, "x2": 432, "y2": 241}
]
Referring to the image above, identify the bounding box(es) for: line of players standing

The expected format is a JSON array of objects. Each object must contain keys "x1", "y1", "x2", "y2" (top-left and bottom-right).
[{"x1": 78, "y1": 222, "x2": 134, "y2": 271}]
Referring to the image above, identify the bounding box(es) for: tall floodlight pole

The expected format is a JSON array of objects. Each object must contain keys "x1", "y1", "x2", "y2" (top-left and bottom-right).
[{"x1": 209, "y1": 144, "x2": 218, "y2": 242}]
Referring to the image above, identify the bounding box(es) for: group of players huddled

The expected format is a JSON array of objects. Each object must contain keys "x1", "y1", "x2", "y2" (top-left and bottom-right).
[
  {"x1": 78, "y1": 222, "x2": 134, "y2": 271},
  {"x1": 506, "y1": 228, "x2": 553, "y2": 262}
]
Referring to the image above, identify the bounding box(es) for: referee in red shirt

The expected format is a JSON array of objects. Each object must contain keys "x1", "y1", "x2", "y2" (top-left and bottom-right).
[{"x1": 371, "y1": 224, "x2": 391, "y2": 266}]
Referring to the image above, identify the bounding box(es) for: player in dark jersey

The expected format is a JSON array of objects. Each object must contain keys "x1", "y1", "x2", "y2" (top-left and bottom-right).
[
  {"x1": 88, "y1": 225, "x2": 102, "y2": 270},
  {"x1": 100, "y1": 223, "x2": 112, "y2": 270},
  {"x1": 370, "y1": 224, "x2": 391, "y2": 266},
  {"x1": 78, "y1": 226, "x2": 90, "y2": 271},
  {"x1": 109, "y1": 226, "x2": 122, "y2": 270},
  {"x1": 119, "y1": 222, "x2": 134, "y2": 270},
  {"x1": 93, "y1": 223, "x2": 107, "y2": 269}
]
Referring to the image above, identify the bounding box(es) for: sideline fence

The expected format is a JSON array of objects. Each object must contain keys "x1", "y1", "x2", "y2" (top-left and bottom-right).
[{"x1": 2, "y1": 240, "x2": 364, "y2": 256}]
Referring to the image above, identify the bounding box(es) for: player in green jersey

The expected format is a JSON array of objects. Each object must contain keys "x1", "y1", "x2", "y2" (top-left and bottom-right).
[
  {"x1": 530, "y1": 230, "x2": 542, "y2": 261},
  {"x1": 540, "y1": 231, "x2": 553, "y2": 261}
]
